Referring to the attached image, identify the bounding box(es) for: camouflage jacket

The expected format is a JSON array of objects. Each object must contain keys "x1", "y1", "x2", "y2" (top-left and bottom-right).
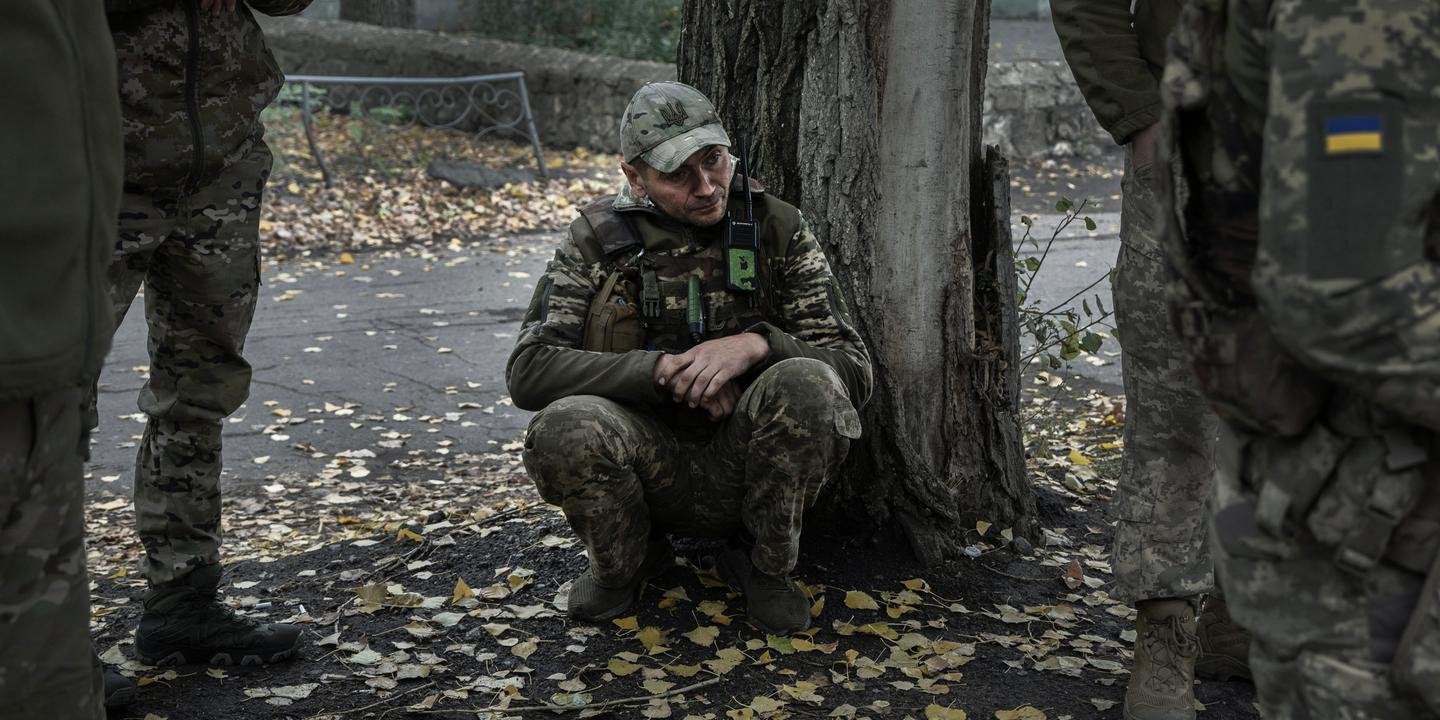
[
  {"x1": 507, "y1": 180, "x2": 873, "y2": 419},
  {"x1": 1051, "y1": 0, "x2": 1182, "y2": 145},
  {"x1": 1162, "y1": 0, "x2": 1440, "y2": 433},
  {"x1": 106, "y1": 0, "x2": 310, "y2": 196},
  {"x1": 0, "y1": 0, "x2": 123, "y2": 399}
]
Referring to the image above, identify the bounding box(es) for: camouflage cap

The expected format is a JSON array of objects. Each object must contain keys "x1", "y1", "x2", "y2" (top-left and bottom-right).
[{"x1": 620, "y1": 82, "x2": 731, "y2": 173}]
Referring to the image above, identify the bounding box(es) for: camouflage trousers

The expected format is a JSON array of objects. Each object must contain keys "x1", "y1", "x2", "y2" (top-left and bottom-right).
[
  {"x1": 105, "y1": 141, "x2": 271, "y2": 588},
  {"x1": 1212, "y1": 399, "x2": 1440, "y2": 719},
  {"x1": 1110, "y1": 147, "x2": 1220, "y2": 603},
  {"x1": 0, "y1": 387, "x2": 104, "y2": 719},
  {"x1": 523, "y1": 358, "x2": 860, "y2": 585}
]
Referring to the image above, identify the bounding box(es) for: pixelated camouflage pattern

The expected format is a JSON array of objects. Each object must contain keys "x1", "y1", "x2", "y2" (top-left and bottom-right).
[
  {"x1": 107, "y1": 0, "x2": 309, "y2": 196},
  {"x1": 524, "y1": 358, "x2": 860, "y2": 584},
  {"x1": 507, "y1": 183, "x2": 872, "y2": 414},
  {"x1": 1212, "y1": 411, "x2": 1440, "y2": 719},
  {"x1": 1109, "y1": 146, "x2": 1218, "y2": 605},
  {"x1": 1164, "y1": 0, "x2": 1440, "y2": 716},
  {"x1": 0, "y1": 389, "x2": 104, "y2": 719},
  {"x1": 1246, "y1": 0, "x2": 1440, "y2": 435},
  {"x1": 108, "y1": 142, "x2": 271, "y2": 587}
]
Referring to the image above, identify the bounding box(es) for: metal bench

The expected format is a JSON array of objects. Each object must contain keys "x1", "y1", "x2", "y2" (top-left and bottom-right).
[{"x1": 280, "y1": 72, "x2": 547, "y2": 186}]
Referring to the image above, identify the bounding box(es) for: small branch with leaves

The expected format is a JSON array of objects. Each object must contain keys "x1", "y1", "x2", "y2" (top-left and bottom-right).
[{"x1": 1013, "y1": 197, "x2": 1114, "y2": 375}]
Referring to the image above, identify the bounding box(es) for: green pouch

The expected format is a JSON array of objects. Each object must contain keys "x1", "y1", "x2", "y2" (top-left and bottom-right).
[{"x1": 581, "y1": 270, "x2": 643, "y2": 353}]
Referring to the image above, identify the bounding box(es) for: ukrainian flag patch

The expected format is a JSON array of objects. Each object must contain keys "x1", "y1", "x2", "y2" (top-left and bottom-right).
[{"x1": 1324, "y1": 115, "x2": 1385, "y2": 154}]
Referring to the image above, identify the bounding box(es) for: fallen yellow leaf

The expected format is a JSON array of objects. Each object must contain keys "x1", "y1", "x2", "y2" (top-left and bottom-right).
[
  {"x1": 684, "y1": 625, "x2": 720, "y2": 647},
  {"x1": 925, "y1": 704, "x2": 968, "y2": 720},
  {"x1": 995, "y1": 707, "x2": 1046, "y2": 720},
  {"x1": 451, "y1": 577, "x2": 474, "y2": 604},
  {"x1": 844, "y1": 590, "x2": 879, "y2": 611}
]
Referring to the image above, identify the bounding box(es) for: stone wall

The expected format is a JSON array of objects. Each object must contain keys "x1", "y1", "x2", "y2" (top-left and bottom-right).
[
  {"x1": 260, "y1": 17, "x2": 1098, "y2": 159},
  {"x1": 259, "y1": 17, "x2": 674, "y2": 152},
  {"x1": 983, "y1": 60, "x2": 1109, "y2": 159}
]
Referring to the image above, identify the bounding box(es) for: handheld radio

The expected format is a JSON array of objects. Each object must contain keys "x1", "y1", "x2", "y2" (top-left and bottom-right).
[{"x1": 724, "y1": 136, "x2": 759, "y2": 293}]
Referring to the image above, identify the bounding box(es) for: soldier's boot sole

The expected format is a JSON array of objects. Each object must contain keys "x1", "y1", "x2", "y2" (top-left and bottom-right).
[{"x1": 139, "y1": 645, "x2": 298, "y2": 667}]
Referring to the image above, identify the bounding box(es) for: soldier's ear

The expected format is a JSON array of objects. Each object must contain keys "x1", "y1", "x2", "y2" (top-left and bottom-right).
[{"x1": 620, "y1": 160, "x2": 648, "y2": 198}]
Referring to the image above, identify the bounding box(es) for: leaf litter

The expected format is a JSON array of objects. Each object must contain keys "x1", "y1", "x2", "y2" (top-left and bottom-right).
[{"x1": 80, "y1": 127, "x2": 1255, "y2": 719}]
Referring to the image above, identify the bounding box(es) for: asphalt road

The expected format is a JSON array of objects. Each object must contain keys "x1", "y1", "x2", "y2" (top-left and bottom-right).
[{"x1": 86, "y1": 164, "x2": 1125, "y2": 498}]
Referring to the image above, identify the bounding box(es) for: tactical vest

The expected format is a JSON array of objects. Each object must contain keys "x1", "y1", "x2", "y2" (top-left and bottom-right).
[{"x1": 575, "y1": 183, "x2": 782, "y2": 355}]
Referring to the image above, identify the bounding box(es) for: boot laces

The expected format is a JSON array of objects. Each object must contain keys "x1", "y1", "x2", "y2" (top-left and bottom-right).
[{"x1": 1142, "y1": 615, "x2": 1199, "y2": 691}]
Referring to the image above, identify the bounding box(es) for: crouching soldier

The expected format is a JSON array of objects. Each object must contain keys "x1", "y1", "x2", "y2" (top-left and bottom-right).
[{"x1": 508, "y1": 82, "x2": 873, "y2": 635}]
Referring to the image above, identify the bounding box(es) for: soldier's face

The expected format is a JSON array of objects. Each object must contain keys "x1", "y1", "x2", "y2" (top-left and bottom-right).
[{"x1": 623, "y1": 145, "x2": 733, "y2": 227}]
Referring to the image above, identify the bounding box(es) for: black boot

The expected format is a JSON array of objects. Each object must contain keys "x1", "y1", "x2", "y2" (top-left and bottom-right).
[
  {"x1": 135, "y1": 565, "x2": 302, "y2": 666},
  {"x1": 102, "y1": 662, "x2": 135, "y2": 711}
]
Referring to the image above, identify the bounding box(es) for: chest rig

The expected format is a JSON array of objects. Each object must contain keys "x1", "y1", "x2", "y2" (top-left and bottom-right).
[{"x1": 577, "y1": 180, "x2": 778, "y2": 355}]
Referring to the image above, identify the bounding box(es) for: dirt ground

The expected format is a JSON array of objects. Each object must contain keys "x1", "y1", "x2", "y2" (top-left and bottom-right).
[{"x1": 89, "y1": 375, "x2": 1258, "y2": 720}]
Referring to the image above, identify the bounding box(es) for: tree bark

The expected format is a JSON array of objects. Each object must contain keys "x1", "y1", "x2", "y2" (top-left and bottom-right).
[
  {"x1": 679, "y1": 0, "x2": 1033, "y2": 564},
  {"x1": 339, "y1": 0, "x2": 415, "y2": 29}
]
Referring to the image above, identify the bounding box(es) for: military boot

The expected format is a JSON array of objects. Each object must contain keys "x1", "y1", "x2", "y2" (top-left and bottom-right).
[
  {"x1": 715, "y1": 545, "x2": 810, "y2": 635},
  {"x1": 1123, "y1": 598, "x2": 1200, "y2": 720},
  {"x1": 135, "y1": 565, "x2": 302, "y2": 666},
  {"x1": 102, "y1": 663, "x2": 135, "y2": 710},
  {"x1": 1195, "y1": 595, "x2": 1252, "y2": 681},
  {"x1": 567, "y1": 535, "x2": 674, "y2": 622}
]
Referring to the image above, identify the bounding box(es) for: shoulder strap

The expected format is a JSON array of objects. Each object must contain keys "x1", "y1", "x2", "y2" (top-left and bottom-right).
[{"x1": 578, "y1": 197, "x2": 644, "y2": 258}]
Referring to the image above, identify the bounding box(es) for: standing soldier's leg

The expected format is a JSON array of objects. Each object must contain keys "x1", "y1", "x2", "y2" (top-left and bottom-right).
[
  {"x1": 523, "y1": 395, "x2": 683, "y2": 620},
  {"x1": 703, "y1": 358, "x2": 860, "y2": 634},
  {"x1": 129, "y1": 140, "x2": 300, "y2": 665},
  {"x1": 1112, "y1": 149, "x2": 1219, "y2": 606},
  {"x1": 0, "y1": 389, "x2": 104, "y2": 720},
  {"x1": 1112, "y1": 149, "x2": 1249, "y2": 720}
]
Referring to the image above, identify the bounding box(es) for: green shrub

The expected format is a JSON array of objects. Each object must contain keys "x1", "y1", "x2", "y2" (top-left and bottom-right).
[{"x1": 462, "y1": 0, "x2": 681, "y2": 63}]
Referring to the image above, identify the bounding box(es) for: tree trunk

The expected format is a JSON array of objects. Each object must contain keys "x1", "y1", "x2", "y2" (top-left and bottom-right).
[
  {"x1": 339, "y1": 0, "x2": 416, "y2": 29},
  {"x1": 679, "y1": 0, "x2": 1033, "y2": 564}
]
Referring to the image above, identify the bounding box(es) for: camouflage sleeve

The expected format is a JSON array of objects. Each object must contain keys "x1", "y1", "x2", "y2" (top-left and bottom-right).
[
  {"x1": 1050, "y1": 0, "x2": 1161, "y2": 144},
  {"x1": 747, "y1": 217, "x2": 874, "y2": 407},
  {"x1": 505, "y1": 235, "x2": 663, "y2": 412},
  {"x1": 245, "y1": 0, "x2": 313, "y2": 16}
]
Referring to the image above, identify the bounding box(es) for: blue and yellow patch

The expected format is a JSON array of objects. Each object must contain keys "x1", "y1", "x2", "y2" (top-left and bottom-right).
[{"x1": 1324, "y1": 115, "x2": 1385, "y2": 154}]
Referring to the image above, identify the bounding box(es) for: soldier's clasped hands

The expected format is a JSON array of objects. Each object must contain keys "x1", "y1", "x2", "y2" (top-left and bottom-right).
[{"x1": 653, "y1": 332, "x2": 770, "y2": 417}]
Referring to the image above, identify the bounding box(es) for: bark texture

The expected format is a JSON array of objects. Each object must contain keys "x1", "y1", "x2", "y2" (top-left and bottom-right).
[
  {"x1": 339, "y1": 0, "x2": 415, "y2": 28},
  {"x1": 680, "y1": 0, "x2": 1032, "y2": 563}
]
